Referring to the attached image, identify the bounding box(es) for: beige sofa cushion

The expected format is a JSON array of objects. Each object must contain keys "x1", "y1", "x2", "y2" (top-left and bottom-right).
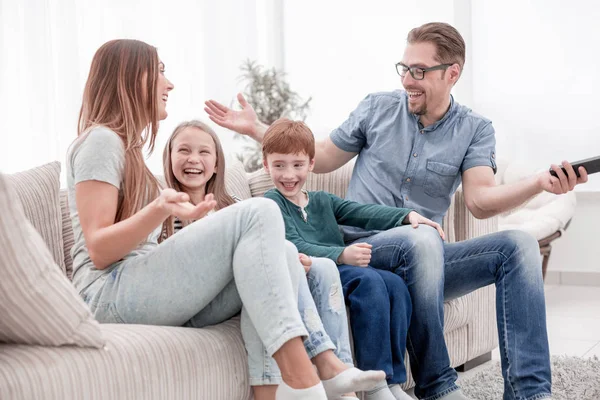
[
  {"x1": 0, "y1": 318, "x2": 251, "y2": 400},
  {"x1": 6, "y1": 162, "x2": 66, "y2": 275},
  {"x1": 60, "y1": 191, "x2": 74, "y2": 279},
  {"x1": 0, "y1": 172, "x2": 104, "y2": 348},
  {"x1": 225, "y1": 157, "x2": 253, "y2": 200}
]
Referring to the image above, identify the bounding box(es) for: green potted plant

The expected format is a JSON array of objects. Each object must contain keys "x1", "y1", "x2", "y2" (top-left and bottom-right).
[{"x1": 234, "y1": 59, "x2": 312, "y2": 172}]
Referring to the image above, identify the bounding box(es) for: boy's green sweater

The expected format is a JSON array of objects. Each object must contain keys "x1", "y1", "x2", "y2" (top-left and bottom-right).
[{"x1": 264, "y1": 189, "x2": 412, "y2": 263}]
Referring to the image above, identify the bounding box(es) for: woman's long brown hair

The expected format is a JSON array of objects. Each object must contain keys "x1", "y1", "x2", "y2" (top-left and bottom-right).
[
  {"x1": 162, "y1": 120, "x2": 235, "y2": 239},
  {"x1": 77, "y1": 39, "x2": 161, "y2": 223}
]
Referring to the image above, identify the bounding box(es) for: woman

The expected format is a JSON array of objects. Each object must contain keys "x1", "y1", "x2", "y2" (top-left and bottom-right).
[{"x1": 67, "y1": 39, "x2": 328, "y2": 400}]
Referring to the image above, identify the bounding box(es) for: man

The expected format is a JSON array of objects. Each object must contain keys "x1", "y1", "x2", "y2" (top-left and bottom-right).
[{"x1": 205, "y1": 22, "x2": 587, "y2": 400}]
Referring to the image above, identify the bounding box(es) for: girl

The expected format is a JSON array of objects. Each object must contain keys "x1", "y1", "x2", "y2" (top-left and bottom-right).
[
  {"x1": 67, "y1": 39, "x2": 370, "y2": 400},
  {"x1": 162, "y1": 120, "x2": 385, "y2": 400}
]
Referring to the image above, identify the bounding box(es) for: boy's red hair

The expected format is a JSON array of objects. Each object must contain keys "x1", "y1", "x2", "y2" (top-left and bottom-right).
[{"x1": 262, "y1": 118, "x2": 315, "y2": 160}]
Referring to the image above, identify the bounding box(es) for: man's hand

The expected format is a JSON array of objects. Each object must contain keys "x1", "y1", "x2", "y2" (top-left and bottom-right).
[
  {"x1": 204, "y1": 93, "x2": 266, "y2": 141},
  {"x1": 403, "y1": 211, "x2": 445, "y2": 240},
  {"x1": 338, "y1": 243, "x2": 372, "y2": 267},
  {"x1": 298, "y1": 253, "x2": 312, "y2": 274},
  {"x1": 539, "y1": 161, "x2": 588, "y2": 194}
]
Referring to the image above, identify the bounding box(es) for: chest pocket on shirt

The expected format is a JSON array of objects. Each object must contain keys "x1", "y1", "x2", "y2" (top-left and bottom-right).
[{"x1": 423, "y1": 160, "x2": 459, "y2": 198}]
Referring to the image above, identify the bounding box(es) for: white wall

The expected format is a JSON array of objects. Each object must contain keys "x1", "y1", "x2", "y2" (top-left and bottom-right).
[
  {"x1": 282, "y1": 0, "x2": 457, "y2": 137},
  {"x1": 281, "y1": 0, "x2": 600, "y2": 278},
  {"x1": 471, "y1": 0, "x2": 600, "y2": 191},
  {"x1": 549, "y1": 192, "x2": 600, "y2": 275},
  {"x1": 469, "y1": 1, "x2": 600, "y2": 278},
  {"x1": 0, "y1": 0, "x2": 279, "y2": 181}
]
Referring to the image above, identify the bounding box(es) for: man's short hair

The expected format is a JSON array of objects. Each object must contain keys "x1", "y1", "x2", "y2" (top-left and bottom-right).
[
  {"x1": 407, "y1": 22, "x2": 466, "y2": 72},
  {"x1": 262, "y1": 118, "x2": 316, "y2": 160}
]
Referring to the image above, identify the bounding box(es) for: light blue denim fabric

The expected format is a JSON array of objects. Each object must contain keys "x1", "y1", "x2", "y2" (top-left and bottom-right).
[
  {"x1": 357, "y1": 225, "x2": 551, "y2": 400},
  {"x1": 80, "y1": 198, "x2": 309, "y2": 381},
  {"x1": 247, "y1": 257, "x2": 355, "y2": 385}
]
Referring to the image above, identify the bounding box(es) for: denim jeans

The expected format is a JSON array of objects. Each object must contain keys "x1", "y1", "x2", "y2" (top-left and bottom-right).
[
  {"x1": 338, "y1": 265, "x2": 412, "y2": 385},
  {"x1": 80, "y1": 198, "x2": 308, "y2": 383},
  {"x1": 353, "y1": 225, "x2": 551, "y2": 400},
  {"x1": 306, "y1": 257, "x2": 353, "y2": 365},
  {"x1": 248, "y1": 257, "x2": 354, "y2": 385}
]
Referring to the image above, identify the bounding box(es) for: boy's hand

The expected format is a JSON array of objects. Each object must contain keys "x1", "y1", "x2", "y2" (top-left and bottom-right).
[
  {"x1": 403, "y1": 211, "x2": 445, "y2": 240},
  {"x1": 298, "y1": 253, "x2": 312, "y2": 273},
  {"x1": 339, "y1": 243, "x2": 372, "y2": 267}
]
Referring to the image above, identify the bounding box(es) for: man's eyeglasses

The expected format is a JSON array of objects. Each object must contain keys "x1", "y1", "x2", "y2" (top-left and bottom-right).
[{"x1": 395, "y1": 62, "x2": 453, "y2": 80}]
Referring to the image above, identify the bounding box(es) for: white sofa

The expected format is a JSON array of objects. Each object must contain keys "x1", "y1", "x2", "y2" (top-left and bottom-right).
[
  {"x1": 495, "y1": 159, "x2": 577, "y2": 278},
  {"x1": 0, "y1": 159, "x2": 499, "y2": 399}
]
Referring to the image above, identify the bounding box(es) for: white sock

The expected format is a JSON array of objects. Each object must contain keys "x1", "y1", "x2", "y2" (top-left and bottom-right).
[
  {"x1": 388, "y1": 384, "x2": 413, "y2": 400},
  {"x1": 321, "y1": 367, "x2": 386, "y2": 398},
  {"x1": 365, "y1": 380, "x2": 396, "y2": 400},
  {"x1": 275, "y1": 381, "x2": 327, "y2": 400}
]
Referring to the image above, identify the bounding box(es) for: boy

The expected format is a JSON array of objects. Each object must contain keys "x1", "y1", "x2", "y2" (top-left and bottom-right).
[{"x1": 262, "y1": 118, "x2": 444, "y2": 400}]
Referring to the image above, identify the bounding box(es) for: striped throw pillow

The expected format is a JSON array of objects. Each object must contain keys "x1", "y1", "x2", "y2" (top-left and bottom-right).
[
  {"x1": 0, "y1": 172, "x2": 105, "y2": 348},
  {"x1": 6, "y1": 162, "x2": 66, "y2": 275}
]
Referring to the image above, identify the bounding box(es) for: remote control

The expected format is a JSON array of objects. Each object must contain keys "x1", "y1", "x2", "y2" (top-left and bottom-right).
[{"x1": 549, "y1": 155, "x2": 600, "y2": 178}]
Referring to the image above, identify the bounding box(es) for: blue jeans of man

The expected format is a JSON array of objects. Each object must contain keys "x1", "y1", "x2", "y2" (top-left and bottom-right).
[{"x1": 352, "y1": 225, "x2": 551, "y2": 400}]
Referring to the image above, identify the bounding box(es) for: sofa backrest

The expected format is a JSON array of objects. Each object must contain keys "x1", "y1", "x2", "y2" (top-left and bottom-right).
[
  {"x1": 60, "y1": 157, "x2": 456, "y2": 279},
  {"x1": 246, "y1": 158, "x2": 356, "y2": 198}
]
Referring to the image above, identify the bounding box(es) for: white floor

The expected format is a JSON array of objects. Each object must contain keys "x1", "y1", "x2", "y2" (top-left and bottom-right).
[{"x1": 405, "y1": 284, "x2": 600, "y2": 398}]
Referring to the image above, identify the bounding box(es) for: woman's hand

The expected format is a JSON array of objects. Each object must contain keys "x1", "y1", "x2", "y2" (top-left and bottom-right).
[
  {"x1": 156, "y1": 189, "x2": 217, "y2": 220},
  {"x1": 403, "y1": 211, "x2": 445, "y2": 240}
]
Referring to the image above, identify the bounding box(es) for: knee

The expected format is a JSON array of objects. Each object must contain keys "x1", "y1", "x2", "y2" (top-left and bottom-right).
[
  {"x1": 403, "y1": 225, "x2": 444, "y2": 260},
  {"x1": 308, "y1": 258, "x2": 345, "y2": 311},
  {"x1": 353, "y1": 270, "x2": 389, "y2": 301},
  {"x1": 308, "y1": 257, "x2": 340, "y2": 285},
  {"x1": 242, "y1": 197, "x2": 283, "y2": 223},
  {"x1": 498, "y1": 230, "x2": 542, "y2": 282}
]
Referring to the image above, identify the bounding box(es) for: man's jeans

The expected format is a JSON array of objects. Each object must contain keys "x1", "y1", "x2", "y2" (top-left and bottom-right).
[{"x1": 353, "y1": 225, "x2": 551, "y2": 400}]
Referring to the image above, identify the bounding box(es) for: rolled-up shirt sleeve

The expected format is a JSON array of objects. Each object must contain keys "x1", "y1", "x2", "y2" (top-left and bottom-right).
[
  {"x1": 330, "y1": 94, "x2": 373, "y2": 154},
  {"x1": 461, "y1": 121, "x2": 497, "y2": 174}
]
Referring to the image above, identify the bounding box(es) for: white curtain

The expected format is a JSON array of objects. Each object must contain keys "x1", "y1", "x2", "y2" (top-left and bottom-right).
[{"x1": 0, "y1": 0, "x2": 280, "y2": 181}]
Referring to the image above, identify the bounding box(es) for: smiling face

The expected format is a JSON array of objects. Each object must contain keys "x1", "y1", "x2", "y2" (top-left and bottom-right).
[
  {"x1": 264, "y1": 152, "x2": 315, "y2": 203},
  {"x1": 170, "y1": 127, "x2": 217, "y2": 194},
  {"x1": 400, "y1": 42, "x2": 458, "y2": 118},
  {"x1": 156, "y1": 60, "x2": 174, "y2": 120}
]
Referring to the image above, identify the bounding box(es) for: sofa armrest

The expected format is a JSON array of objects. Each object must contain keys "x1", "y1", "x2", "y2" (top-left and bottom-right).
[
  {"x1": 451, "y1": 186, "x2": 498, "y2": 242},
  {"x1": 449, "y1": 186, "x2": 499, "y2": 360}
]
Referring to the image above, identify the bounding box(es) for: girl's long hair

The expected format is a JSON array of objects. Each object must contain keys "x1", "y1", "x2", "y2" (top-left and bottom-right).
[
  {"x1": 161, "y1": 120, "x2": 235, "y2": 239},
  {"x1": 77, "y1": 39, "x2": 161, "y2": 223}
]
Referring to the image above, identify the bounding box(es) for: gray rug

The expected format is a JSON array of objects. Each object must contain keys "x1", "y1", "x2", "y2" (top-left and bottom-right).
[{"x1": 458, "y1": 355, "x2": 600, "y2": 399}]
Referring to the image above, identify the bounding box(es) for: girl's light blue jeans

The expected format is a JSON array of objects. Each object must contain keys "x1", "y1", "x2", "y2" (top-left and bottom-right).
[
  {"x1": 80, "y1": 198, "x2": 309, "y2": 384},
  {"x1": 247, "y1": 256, "x2": 355, "y2": 385}
]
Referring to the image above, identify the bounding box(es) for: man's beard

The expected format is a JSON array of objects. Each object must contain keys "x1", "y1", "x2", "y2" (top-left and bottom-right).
[{"x1": 409, "y1": 103, "x2": 427, "y2": 116}]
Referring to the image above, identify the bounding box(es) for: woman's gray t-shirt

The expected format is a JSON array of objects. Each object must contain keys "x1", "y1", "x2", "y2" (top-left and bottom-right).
[{"x1": 66, "y1": 127, "x2": 161, "y2": 293}]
